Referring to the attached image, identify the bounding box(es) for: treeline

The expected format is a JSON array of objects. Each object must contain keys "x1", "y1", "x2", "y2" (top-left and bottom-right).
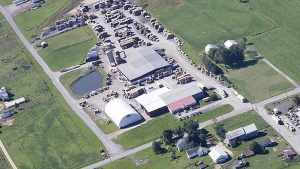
[{"x1": 207, "y1": 45, "x2": 245, "y2": 67}]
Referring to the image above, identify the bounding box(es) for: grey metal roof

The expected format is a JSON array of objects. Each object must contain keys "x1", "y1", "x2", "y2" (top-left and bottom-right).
[
  {"x1": 225, "y1": 127, "x2": 245, "y2": 140},
  {"x1": 160, "y1": 83, "x2": 203, "y2": 104},
  {"x1": 243, "y1": 123, "x2": 257, "y2": 134},
  {"x1": 225, "y1": 123, "x2": 257, "y2": 140},
  {"x1": 117, "y1": 47, "x2": 170, "y2": 81}
]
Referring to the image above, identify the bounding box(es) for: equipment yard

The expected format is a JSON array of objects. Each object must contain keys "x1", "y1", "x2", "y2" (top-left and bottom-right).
[{"x1": 0, "y1": 0, "x2": 299, "y2": 169}]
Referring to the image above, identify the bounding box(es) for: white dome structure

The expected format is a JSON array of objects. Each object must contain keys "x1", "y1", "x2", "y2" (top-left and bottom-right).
[{"x1": 105, "y1": 98, "x2": 142, "y2": 128}]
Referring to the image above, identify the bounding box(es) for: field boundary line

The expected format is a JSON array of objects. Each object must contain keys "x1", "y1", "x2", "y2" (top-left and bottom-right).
[
  {"x1": 262, "y1": 58, "x2": 299, "y2": 88},
  {"x1": 0, "y1": 140, "x2": 17, "y2": 169}
]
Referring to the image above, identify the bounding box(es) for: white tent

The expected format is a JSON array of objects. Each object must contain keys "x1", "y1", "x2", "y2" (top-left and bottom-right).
[
  {"x1": 209, "y1": 147, "x2": 229, "y2": 163},
  {"x1": 105, "y1": 98, "x2": 142, "y2": 128}
]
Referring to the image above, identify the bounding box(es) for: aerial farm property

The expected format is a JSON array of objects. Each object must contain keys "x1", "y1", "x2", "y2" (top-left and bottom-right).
[{"x1": 0, "y1": 0, "x2": 300, "y2": 169}]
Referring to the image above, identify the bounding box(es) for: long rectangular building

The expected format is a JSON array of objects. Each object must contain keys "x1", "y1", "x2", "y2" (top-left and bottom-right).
[{"x1": 135, "y1": 87, "x2": 170, "y2": 117}]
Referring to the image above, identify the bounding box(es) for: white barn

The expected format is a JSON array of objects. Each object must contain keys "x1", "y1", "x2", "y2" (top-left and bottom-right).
[
  {"x1": 205, "y1": 44, "x2": 217, "y2": 54},
  {"x1": 105, "y1": 98, "x2": 142, "y2": 128},
  {"x1": 224, "y1": 40, "x2": 238, "y2": 49}
]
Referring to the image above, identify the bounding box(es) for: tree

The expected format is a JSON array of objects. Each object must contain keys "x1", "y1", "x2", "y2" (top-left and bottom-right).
[
  {"x1": 292, "y1": 96, "x2": 300, "y2": 106},
  {"x1": 202, "y1": 55, "x2": 223, "y2": 75},
  {"x1": 161, "y1": 129, "x2": 173, "y2": 145},
  {"x1": 214, "y1": 124, "x2": 226, "y2": 139},
  {"x1": 152, "y1": 141, "x2": 163, "y2": 154},
  {"x1": 210, "y1": 93, "x2": 219, "y2": 101},
  {"x1": 186, "y1": 133, "x2": 207, "y2": 149},
  {"x1": 183, "y1": 120, "x2": 199, "y2": 134},
  {"x1": 249, "y1": 141, "x2": 263, "y2": 154},
  {"x1": 173, "y1": 126, "x2": 184, "y2": 138}
]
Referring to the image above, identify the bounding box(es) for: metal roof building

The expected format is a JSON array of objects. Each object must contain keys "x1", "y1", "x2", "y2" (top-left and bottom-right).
[
  {"x1": 105, "y1": 98, "x2": 142, "y2": 128},
  {"x1": 168, "y1": 96, "x2": 196, "y2": 114},
  {"x1": 224, "y1": 40, "x2": 238, "y2": 49},
  {"x1": 160, "y1": 83, "x2": 204, "y2": 114},
  {"x1": 135, "y1": 87, "x2": 170, "y2": 117},
  {"x1": 117, "y1": 48, "x2": 171, "y2": 84}
]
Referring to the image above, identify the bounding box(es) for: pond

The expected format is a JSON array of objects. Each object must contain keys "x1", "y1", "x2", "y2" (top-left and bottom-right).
[{"x1": 71, "y1": 71, "x2": 103, "y2": 96}]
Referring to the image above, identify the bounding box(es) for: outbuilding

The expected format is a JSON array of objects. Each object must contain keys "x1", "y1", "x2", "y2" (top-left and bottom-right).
[
  {"x1": 224, "y1": 40, "x2": 238, "y2": 49},
  {"x1": 135, "y1": 87, "x2": 170, "y2": 117},
  {"x1": 176, "y1": 138, "x2": 186, "y2": 151},
  {"x1": 205, "y1": 44, "x2": 217, "y2": 54},
  {"x1": 209, "y1": 147, "x2": 229, "y2": 164},
  {"x1": 0, "y1": 87, "x2": 9, "y2": 101},
  {"x1": 105, "y1": 98, "x2": 142, "y2": 128}
]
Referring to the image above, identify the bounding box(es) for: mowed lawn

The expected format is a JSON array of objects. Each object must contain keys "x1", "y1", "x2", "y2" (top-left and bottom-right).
[
  {"x1": 39, "y1": 26, "x2": 97, "y2": 71},
  {"x1": 115, "y1": 105, "x2": 233, "y2": 149},
  {"x1": 248, "y1": 0, "x2": 300, "y2": 84},
  {"x1": 0, "y1": 0, "x2": 13, "y2": 6},
  {"x1": 102, "y1": 147, "x2": 214, "y2": 169},
  {"x1": 13, "y1": 0, "x2": 71, "y2": 40},
  {"x1": 227, "y1": 61, "x2": 293, "y2": 102},
  {"x1": 0, "y1": 17, "x2": 103, "y2": 169},
  {"x1": 141, "y1": 0, "x2": 270, "y2": 57},
  {"x1": 206, "y1": 111, "x2": 300, "y2": 169}
]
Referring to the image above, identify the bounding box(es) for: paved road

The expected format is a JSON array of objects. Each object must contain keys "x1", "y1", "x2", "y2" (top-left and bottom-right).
[
  {"x1": 83, "y1": 142, "x2": 152, "y2": 169},
  {"x1": 0, "y1": 140, "x2": 17, "y2": 169},
  {"x1": 254, "y1": 87, "x2": 300, "y2": 154},
  {"x1": 0, "y1": 6, "x2": 124, "y2": 156},
  {"x1": 83, "y1": 104, "x2": 253, "y2": 169}
]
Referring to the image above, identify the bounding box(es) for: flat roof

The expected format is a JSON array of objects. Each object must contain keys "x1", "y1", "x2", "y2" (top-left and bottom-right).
[
  {"x1": 168, "y1": 96, "x2": 196, "y2": 112},
  {"x1": 160, "y1": 83, "x2": 203, "y2": 104},
  {"x1": 135, "y1": 87, "x2": 170, "y2": 112},
  {"x1": 117, "y1": 47, "x2": 170, "y2": 82}
]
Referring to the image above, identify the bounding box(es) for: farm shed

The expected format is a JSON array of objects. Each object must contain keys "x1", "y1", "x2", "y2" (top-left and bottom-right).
[
  {"x1": 135, "y1": 87, "x2": 170, "y2": 117},
  {"x1": 105, "y1": 98, "x2": 142, "y2": 128},
  {"x1": 205, "y1": 44, "x2": 217, "y2": 54},
  {"x1": 224, "y1": 123, "x2": 258, "y2": 147},
  {"x1": 224, "y1": 40, "x2": 238, "y2": 49}
]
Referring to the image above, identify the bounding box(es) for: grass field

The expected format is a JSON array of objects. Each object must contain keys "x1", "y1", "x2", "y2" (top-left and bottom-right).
[
  {"x1": 39, "y1": 26, "x2": 97, "y2": 71},
  {"x1": 59, "y1": 67, "x2": 106, "y2": 97},
  {"x1": 0, "y1": 150, "x2": 11, "y2": 169},
  {"x1": 140, "y1": 0, "x2": 270, "y2": 63},
  {"x1": 13, "y1": 0, "x2": 71, "y2": 40},
  {"x1": 191, "y1": 104, "x2": 233, "y2": 123},
  {"x1": 103, "y1": 147, "x2": 214, "y2": 169},
  {"x1": 206, "y1": 111, "x2": 300, "y2": 169},
  {"x1": 0, "y1": 0, "x2": 12, "y2": 6},
  {"x1": 84, "y1": 108, "x2": 119, "y2": 134},
  {"x1": 227, "y1": 61, "x2": 293, "y2": 102},
  {"x1": 246, "y1": 0, "x2": 300, "y2": 84},
  {"x1": 115, "y1": 104, "x2": 233, "y2": 149},
  {"x1": 0, "y1": 15, "x2": 103, "y2": 169}
]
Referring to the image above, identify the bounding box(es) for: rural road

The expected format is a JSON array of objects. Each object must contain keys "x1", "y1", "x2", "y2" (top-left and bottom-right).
[
  {"x1": 0, "y1": 6, "x2": 124, "y2": 156},
  {"x1": 83, "y1": 104, "x2": 253, "y2": 169},
  {"x1": 0, "y1": 140, "x2": 17, "y2": 169}
]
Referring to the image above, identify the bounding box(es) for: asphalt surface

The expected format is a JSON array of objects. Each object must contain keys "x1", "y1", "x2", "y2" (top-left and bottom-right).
[{"x1": 0, "y1": 6, "x2": 124, "y2": 156}]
